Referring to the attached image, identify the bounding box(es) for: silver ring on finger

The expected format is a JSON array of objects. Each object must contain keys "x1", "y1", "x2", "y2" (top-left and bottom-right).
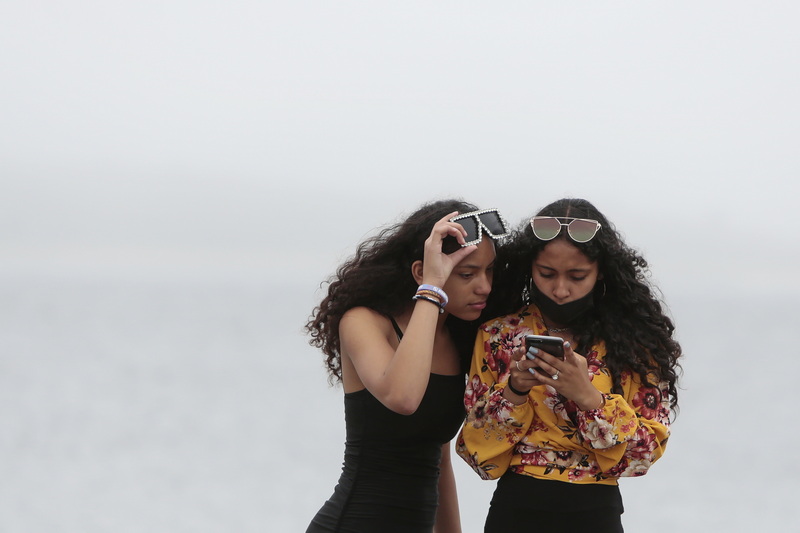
[
  {"x1": 515, "y1": 360, "x2": 522, "y2": 371},
  {"x1": 552, "y1": 371, "x2": 560, "y2": 380}
]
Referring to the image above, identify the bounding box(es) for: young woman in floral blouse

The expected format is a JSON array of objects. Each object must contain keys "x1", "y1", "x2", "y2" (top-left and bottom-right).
[{"x1": 457, "y1": 198, "x2": 682, "y2": 533}]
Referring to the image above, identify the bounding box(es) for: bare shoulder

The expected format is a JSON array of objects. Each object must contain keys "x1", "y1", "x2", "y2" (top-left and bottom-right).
[
  {"x1": 340, "y1": 307, "x2": 393, "y2": 337},
  {"x1": 339, "y1": 307, "x2": 397, "y2": 380}
]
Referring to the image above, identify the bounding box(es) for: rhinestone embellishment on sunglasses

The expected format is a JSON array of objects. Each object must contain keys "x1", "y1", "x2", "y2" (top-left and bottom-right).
[{"x1": 450, "y1": 208, "x2": 511, "y2": 247}]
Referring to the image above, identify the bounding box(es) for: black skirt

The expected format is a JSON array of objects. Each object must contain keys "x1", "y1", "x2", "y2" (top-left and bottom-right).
[{"x1": 484, "y1": 472, "x2": 624, "y2": 533}]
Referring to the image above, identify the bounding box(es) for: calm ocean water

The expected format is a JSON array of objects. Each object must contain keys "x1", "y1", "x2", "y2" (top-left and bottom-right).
[{"x1": 1, "y1": 275, "x2": 797, "y2": 532}]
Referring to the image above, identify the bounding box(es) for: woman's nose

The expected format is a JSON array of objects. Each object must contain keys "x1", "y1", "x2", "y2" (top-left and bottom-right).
[
  {"x1": 475, "y1": 273, "x2": 492, "y2": 295},
  {"x1": 552, "y1": 279, "x2": 570, "y2": 300}
]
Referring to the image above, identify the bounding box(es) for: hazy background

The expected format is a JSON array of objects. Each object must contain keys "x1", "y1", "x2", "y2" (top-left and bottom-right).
[{"x1": 1, "y1": 2, "x2": 798, "y2": 531}]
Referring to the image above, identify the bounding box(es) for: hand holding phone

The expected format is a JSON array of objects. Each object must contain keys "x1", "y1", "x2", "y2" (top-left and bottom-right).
[
  {"x1": 525, "y1": 334, "x2": 565, "y2": 359},
  {"x1": 524, "y1": 334, "x2": 566, "y2": 378}
]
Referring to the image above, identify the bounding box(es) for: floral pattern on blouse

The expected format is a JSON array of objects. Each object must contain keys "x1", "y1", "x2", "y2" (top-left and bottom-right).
[{"x1": 456, "y1": 305, "x2": 672, "y2": 485}]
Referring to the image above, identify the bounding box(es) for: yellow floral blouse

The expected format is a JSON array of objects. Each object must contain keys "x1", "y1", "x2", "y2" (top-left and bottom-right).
[{"x1": 456, "y1": 305, "x2": 671, "y2": 486}]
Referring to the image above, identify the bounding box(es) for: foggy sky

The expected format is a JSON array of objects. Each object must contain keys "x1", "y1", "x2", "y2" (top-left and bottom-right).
[{"x1": 2, "y1": 2, "x2": 798, "y2": 289}]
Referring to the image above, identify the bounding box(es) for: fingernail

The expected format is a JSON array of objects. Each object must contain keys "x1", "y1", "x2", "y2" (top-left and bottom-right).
[
  {"x1": 527, "y1": 347, "x2": 538, "y2": 357},
  {"x1": 528, "y1": 368, "x2": 536, "y2": 375},
  {"x1": 564, "y1": 341, "x2": 571, "y2": 348}
]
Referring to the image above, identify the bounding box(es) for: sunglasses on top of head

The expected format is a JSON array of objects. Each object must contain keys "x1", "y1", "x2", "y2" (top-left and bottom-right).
[
  {"x1": 450, "y1": 208, "x2": 510, "y2": 247},
  {"x1": 530, "y1": 216, "x2": 602, "y2": 243}
]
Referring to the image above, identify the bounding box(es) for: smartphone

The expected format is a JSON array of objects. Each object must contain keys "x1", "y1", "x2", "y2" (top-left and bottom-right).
[{"x1": 524, "y1": 334, "x2": 565, "y2": 360}]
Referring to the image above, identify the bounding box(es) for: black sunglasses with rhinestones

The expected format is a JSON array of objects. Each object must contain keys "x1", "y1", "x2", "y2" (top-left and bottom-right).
[{"x1": 450, "y1": 209, "x2": 511, "y2": 247}]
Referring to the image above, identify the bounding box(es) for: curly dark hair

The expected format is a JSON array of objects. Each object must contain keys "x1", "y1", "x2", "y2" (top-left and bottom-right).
[
  {"x1": 494, "y1": 198, "x2": 682, "y2": 410},
  {"x1": 306, "y1": 199, "x2": 500, "y2": 382}
]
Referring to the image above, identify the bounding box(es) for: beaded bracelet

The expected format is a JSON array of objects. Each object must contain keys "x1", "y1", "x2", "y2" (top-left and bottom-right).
[
  {"x1": 506, "y1": 379, "x2": 531, "y2": 397},
  {"x1": 412, "y1": 294, "x2": 445, "y2": 313},
  {"x1": 415, "y1": 289, "x2": 444, "y2": 303},
  {"x1": 417, "y1": 284, "x2": 448, "y2": 307}
]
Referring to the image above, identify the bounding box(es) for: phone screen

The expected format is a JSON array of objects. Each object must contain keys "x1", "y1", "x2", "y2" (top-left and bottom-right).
[{"x1": 525, "y1": 335, "x2": 565, "y2": 359}]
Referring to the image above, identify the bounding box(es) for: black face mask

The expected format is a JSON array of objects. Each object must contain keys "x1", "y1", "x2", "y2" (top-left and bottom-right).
[{"x1": 533, "y1": 288, "x2": 594, "y2": 325}]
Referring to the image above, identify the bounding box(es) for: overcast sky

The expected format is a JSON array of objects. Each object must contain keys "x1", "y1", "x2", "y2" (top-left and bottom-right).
[{"x1": 1, "y1": 2, "x2": 798, "y2": 296}]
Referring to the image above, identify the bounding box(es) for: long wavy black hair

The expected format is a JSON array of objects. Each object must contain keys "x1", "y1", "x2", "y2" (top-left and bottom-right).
[
  {"x1": 495, "y1": 198, "x2": 682, "y2": 409},
  {"x1": 306, "y1": 199, "x2": 504, "y2": 382}
]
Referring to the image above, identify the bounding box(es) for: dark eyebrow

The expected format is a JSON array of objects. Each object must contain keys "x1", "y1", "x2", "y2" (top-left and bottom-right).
[
  {"x1": 536, "y1": 263, "x2": 592, "y2": 274},
  {"x1": 457, "y1": 259, "x2": 496, "y2": 270}
]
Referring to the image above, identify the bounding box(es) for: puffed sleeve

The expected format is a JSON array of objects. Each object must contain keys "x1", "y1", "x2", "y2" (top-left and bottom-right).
[
  {"x1": 572, "y1": 372, "x2": 671, "y2": 478},
  {"x1": 455, "y1": 322, "x2": 532, "y2": 480}
]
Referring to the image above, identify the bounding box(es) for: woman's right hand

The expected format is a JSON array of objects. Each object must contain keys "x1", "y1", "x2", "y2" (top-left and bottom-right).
[
  {"x1": 504, "y1": 344, "x2": 543, "y2": 403},
  {"x1": 421, "y1": 211, "x2": 478, "y2": 287}
]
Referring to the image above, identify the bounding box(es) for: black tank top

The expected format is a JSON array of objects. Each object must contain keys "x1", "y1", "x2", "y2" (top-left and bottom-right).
[{"x1": 306, "y1": 319, "x2": 467, "y2": 532}]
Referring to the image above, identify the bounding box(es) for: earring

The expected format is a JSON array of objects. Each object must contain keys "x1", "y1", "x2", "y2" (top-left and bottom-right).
[
  {"x1": 597, "y1": 280, "x2": 607, "y2": 298},
  {"x1": 523, "y1": 278, "x2": 533, "y2": 305}
]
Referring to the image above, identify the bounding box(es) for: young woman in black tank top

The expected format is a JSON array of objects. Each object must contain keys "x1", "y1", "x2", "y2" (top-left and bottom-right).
[{"x1": 305, "y1": 200, "x2": 510, "y2": 533}]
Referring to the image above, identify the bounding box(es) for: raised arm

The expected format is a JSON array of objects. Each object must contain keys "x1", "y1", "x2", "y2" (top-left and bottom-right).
[{"x1": 340, "y1": 211, "x2": 478, "y2": 414}]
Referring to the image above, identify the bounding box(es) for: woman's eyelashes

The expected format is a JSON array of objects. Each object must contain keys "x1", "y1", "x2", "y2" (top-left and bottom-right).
[{"x1": 537, "y1": 271, "x2": 586, "y2": 282}]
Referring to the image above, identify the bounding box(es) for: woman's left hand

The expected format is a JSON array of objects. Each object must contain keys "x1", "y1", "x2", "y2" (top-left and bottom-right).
[{"x1": 528, "y1": 341, "x2": 604, "y2": 411}]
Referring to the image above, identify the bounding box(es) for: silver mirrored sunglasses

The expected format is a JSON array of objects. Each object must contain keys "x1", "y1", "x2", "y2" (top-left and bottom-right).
[{"x1": 530, "y1": 216, "x2": 601, "y2": 243}]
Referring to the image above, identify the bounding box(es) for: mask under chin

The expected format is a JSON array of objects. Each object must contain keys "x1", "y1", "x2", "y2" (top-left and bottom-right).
[{"x1": 532, "y1": 289, "x2": 594, "y2": 325}]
